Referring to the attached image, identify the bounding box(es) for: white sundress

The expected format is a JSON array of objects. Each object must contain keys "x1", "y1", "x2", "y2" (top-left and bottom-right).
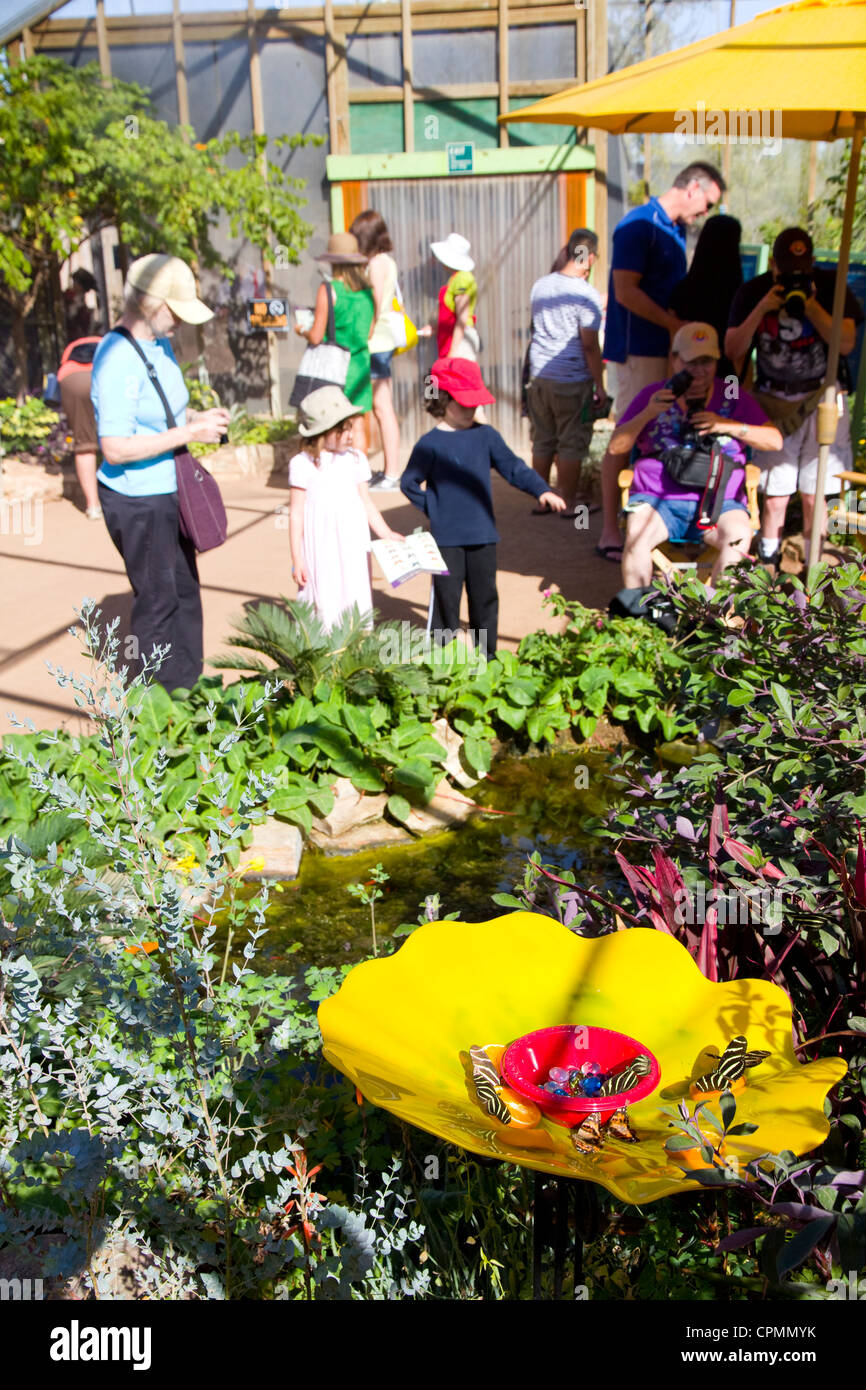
[{"x1": 288, "y1": 447, "x2": 373, "y2": 630}]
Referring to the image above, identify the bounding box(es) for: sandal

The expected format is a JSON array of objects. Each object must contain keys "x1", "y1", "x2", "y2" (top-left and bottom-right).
[
  {"x1": 531, "y1": 503, "x2": 557, "y2": 515},
  {"x1": 595, "y1": 543, "x2": 624, "y2": 562}
]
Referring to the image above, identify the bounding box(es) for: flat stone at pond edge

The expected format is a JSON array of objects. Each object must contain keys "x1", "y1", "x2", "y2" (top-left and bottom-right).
[
  {"x1": 239, "y1": 819, "x2": 303, "y2": 880},
  {"x1": 431, "y1": 717, "x2": 480, "y2": 790},
  {"x1": 405, "y1": 784, "x2": 477, "y2": 834},
  {"x1": 309, "y1": 820, "x2": 413, "y2": 854},
  {"x1": 310, "y1": 777, "x2": 388, "y2": 838}
]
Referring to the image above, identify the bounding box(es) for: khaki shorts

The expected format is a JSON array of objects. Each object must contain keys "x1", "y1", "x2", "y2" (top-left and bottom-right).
[
  {"x1": 59, "y1": 368, "x2": 98, "y2": 454},
  {"x1": 609, "y1": 356, "x2": 669, "y2": 421},
  {"x1": 760, "y1": 395, "x2": 851, "y2": 497},
  {"x1": 526, "y1": 377, "x2": 594, "y2": 460}
]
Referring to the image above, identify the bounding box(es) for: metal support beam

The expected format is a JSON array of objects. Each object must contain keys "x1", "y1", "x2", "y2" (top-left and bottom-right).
[{"x1": 642, "y1": 1, "x2": 652, "y2": 196}]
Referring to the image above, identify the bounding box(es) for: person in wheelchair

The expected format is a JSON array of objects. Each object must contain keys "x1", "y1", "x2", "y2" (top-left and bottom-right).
[{"x1": 609, "y1": 323, "x2": 783, "y2": 588}]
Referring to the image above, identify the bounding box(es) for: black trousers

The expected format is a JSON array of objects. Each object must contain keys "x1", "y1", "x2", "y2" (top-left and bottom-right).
[
  {"x1": 432, "y1": 543, "x2": 498, "y2": 658},
  {"x1": 98, "y1": 483, "x2": 203, "y2": 694}
]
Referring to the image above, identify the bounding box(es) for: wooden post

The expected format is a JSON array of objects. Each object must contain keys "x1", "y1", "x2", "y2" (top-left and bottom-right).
[
  {"x1": 95, "y1": 1, "x2": 111, "y2": 81},
  {"x1": 21, "y1": 26, "x2": 34, "y2": 59},
  {"x1": 402, "y1": 0, "x2": 415, "y2": 153},
  {"x1": 172, "y1": 0, "x2": 190, "y2": 132},
  {"x1": 577, "y1": 2, "x2": 586, "y2": 86},
  {"x1": 325, "y1": 0, "x2": 349, "y2": 156},
  {"x1": 498, "y1": 0, "x2": 509, "y2": 149},
  {"x1": 587, "y1": 0, "x2": 608, "y2": 288},
  {"x1": 247, "y1": 0, "x2": 281, "y2": 417},
  {"x1": 722, "y1": 0, "x2": 736, "y2": 198},
  {"x1": 324, "y1": 0, "x2": 340, "y2": 158}
]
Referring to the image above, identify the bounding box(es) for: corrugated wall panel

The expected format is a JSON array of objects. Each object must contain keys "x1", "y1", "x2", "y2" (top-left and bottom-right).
[{"x1": 367, "y1": 172, "x2": 565, "y2": 451}]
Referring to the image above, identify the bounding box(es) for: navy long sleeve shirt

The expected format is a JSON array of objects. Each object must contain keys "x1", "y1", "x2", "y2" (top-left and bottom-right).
[{"x1": 400, "y1": 423, "x2": 549, "y2": 547}]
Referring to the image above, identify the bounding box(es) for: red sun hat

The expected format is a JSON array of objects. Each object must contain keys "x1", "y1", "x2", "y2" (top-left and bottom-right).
[{"x1": 429, "y1": 357, "x2": 495, "y2": 407}]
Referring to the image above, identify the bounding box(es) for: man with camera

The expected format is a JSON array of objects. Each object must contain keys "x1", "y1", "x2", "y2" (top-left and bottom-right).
[
  {"x1": 725, "y1": 227, "x2": 863, "y2": 567},
  {"x1": 610, "y1": 323, "x2": 782, "y2": 589},
  {"x1": 596, "y1": 161, "x2": 725, "y2": 561}
]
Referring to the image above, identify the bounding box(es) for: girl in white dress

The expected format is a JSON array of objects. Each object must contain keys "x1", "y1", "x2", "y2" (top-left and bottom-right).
[{"x1": 289, "y1": 386, "x2": 403, "y2": 630}]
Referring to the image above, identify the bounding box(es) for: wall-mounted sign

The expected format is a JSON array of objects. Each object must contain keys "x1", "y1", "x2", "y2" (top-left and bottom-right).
[
  {"x1": 247, "y1": 298, "x2": 288, "y2": 332},
  {"x1": 446, "y1": 142, "x2": 474, "y2": 175}
]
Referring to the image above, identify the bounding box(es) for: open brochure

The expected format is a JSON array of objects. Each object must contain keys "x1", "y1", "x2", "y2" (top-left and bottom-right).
[{"x1": 372, "y1": 531, "x2": 449, "y2": 587}]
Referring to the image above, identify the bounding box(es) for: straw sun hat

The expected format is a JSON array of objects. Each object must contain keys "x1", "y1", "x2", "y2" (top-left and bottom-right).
[{"x1": 315, "y1": 233, "x2": 368, "y2": 266}]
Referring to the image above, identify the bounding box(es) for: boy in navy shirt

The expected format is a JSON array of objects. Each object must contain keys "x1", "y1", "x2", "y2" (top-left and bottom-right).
[{"x1": 401, "y1": 357, "x2": 565, "y2": 657}]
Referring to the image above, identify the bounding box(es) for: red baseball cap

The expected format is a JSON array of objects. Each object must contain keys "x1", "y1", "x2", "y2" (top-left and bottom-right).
[{"x1": 429, "y1": 357, "x2": 495, "y2": 406}]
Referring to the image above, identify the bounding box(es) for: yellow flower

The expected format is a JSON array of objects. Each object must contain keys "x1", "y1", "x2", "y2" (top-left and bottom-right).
[
  {"x1": 167, "y1": 850, "x2": 197, "y2": 875},
  {"x1": 318, "y1": 913, "x2": 846, "y2": 1204}
]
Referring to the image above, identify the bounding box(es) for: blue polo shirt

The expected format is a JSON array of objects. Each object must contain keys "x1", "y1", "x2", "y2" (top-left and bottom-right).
[
  {"x1": 91, "y1": 333, "x2": 188, "y2": 497},
  {"x1": 604, "y1": 198, "x2": 687, "y2": 364}
]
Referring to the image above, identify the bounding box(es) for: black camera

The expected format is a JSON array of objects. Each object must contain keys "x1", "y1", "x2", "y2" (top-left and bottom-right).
[
  {"x1": 778, "y1": 270, "x2": 812, "y2": 320},
  {"x1": 661, "y1": 400, "x2": 714, "y2": 485},
  {"x1": 665, "y1": 368, "x2": 694, "y2": 398}
]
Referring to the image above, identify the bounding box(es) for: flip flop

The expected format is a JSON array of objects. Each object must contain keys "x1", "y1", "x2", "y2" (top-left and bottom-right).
[{"x1": 595, "y1": 543, "x2": 624, "y2": 562}]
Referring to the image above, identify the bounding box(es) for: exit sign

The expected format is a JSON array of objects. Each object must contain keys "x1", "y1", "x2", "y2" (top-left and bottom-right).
[{"x1": 446, "y1": 142, "x2": 474, "y2": 174}]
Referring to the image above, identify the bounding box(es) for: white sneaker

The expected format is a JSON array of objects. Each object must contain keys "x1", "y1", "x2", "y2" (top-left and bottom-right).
[{"x1": 370, "y1": 475, "x2": 402, "y2": 492}]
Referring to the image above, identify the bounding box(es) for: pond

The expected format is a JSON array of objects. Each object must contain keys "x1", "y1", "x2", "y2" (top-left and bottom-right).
[{"x1": 256, "y1": 749, "x2": 624, "y2": 971}]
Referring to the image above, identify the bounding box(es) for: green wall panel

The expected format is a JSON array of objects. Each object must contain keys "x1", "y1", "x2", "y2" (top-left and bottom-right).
[
  {"x1": 350, "y1": 103, "x2": 405, "y2": 155},
  {"x1": 413, "y1": 99, "x2": 499, "y2": 151},
  {"x1": 506, "y1": 97, "x2": 577, "y2": 149}
]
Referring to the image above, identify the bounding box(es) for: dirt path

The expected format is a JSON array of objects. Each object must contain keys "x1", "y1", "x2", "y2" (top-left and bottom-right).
[{"x1": 0, "y1": 462, "x2": 624, "y2": 735}]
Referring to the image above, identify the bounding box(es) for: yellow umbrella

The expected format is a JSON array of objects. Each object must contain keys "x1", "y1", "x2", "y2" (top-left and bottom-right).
[{"x1": 502, "y1": 0, "x2": 866, "y2": 563}]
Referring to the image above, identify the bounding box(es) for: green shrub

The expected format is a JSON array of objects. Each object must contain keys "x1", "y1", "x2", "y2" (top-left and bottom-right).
[
  {"x1": 0, "y1": 396, "x2": 62, "y2": 455},
  {"x1": 0, "y1": 606, "x2": 431, "y2": 1299}
]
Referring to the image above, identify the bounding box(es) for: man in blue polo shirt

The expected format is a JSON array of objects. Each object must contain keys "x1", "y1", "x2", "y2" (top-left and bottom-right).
[{"x1": 596, "y1": 161, "x2": 725, "y2": 560}]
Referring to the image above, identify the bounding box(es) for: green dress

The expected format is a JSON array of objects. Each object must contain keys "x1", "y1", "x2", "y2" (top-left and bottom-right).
[{"x1": 326, "y1": 279, "x2": 375, "y2": 413}]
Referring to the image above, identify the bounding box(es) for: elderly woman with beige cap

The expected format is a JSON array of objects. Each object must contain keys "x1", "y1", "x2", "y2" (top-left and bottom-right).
[
  {"x1": 295, "y1": 232, "x2": 375, "y2": 427},
  {"x1": 91, "y1": 253, "x2": 230, "y2": 694}
]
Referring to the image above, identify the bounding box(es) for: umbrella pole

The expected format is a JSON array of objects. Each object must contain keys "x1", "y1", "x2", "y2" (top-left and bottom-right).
[{"x1": 810, "y1": 114, "x2": 866, "y2": 570}]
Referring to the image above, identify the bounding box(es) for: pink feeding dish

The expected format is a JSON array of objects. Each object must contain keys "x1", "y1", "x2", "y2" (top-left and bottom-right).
[{"x1": 500, "y1": 1025, "x2": 661, "y2": 1128}]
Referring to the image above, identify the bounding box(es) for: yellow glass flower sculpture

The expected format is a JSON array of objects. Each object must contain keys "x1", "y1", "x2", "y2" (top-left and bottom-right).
[{"x1": 318, "y1": 913, "x2": 846, "y2": 1204}]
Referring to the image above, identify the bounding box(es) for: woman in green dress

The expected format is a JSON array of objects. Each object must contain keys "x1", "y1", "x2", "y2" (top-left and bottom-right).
[{"x1": 295, "y1": 233, "x2": 374, "y2": 442}]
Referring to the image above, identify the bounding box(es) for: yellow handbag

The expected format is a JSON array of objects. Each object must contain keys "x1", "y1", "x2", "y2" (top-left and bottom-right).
[{"x1": 389, "y1": 282, "x2": 418, "y2": 354}]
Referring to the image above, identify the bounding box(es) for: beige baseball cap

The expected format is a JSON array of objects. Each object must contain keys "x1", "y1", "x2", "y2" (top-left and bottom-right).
[
  {"x1": 672, "y1": 322, "x2": 720, "y2": 362},
  {"x1": 297, "y1": 385, "x2": 359, "y2": 437},
  {"x1": 126, "y1": 254, "x2": 214, "y2": 324}
]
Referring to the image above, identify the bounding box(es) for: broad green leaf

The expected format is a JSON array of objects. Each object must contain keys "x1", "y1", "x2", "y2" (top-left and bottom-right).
[
  {"x1": 770, "y1": 682, "x2": 793, "y2": 720},
  {"x1": 387, "y1": 794, "x2": 412, "y2": 824}
]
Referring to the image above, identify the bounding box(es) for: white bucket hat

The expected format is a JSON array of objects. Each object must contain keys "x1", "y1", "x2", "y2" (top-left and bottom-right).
[
  {"x1": 126, "y1": 254, "x2": 214, "y2": 324},
  {"x1": 430, "y1": 233, "x2": 475, "y2": 273},
  {"x1": 297, "y1": 385, "x2": 359, "y2": 437}
]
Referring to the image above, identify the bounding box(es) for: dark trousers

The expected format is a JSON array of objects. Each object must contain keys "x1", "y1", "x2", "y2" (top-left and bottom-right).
[
  {"x1": 432, "y1": 544, "x2": 498, "y2": 658},
  {"x1": 98, "y1": 482, "x2": 203, "y2": 694}
]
